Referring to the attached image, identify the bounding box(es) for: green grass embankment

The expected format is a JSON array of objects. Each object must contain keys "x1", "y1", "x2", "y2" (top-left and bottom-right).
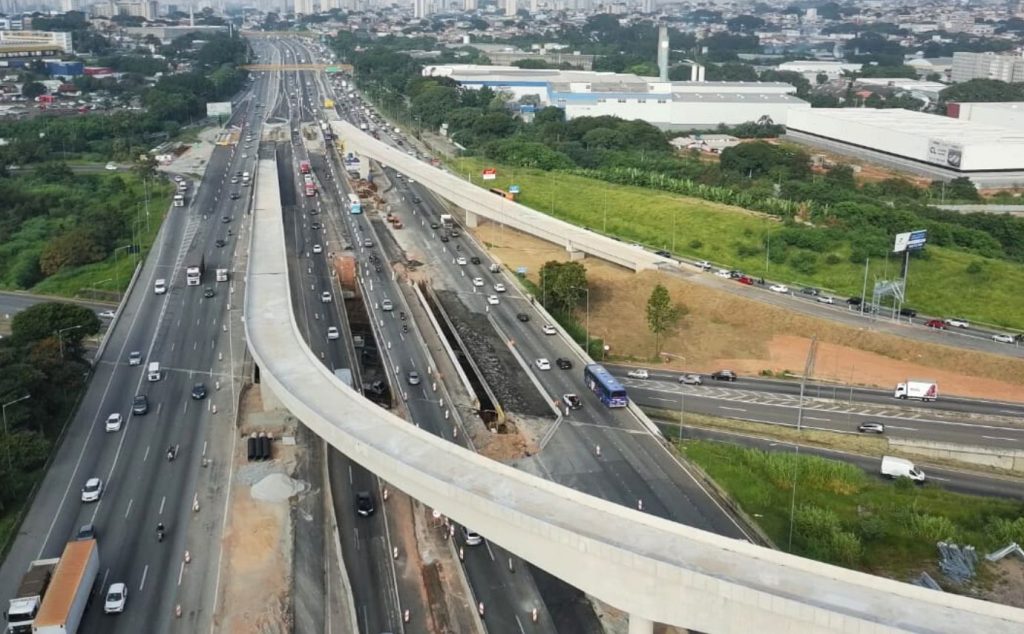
[{"x1": 452, "y1": 158, "x2": 1024, "y2": 330}]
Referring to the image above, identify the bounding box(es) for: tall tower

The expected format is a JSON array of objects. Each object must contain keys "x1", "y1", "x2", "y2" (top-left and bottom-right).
[
  {"x1": 463, "y1": 0, "x2": 476, "y2": 10},
  {"x1": 505, "y1": 0, "x2": 516, "y2": 16},
  {"x1": 657, "y1": 21, "x2": 669, "y2": 81}
]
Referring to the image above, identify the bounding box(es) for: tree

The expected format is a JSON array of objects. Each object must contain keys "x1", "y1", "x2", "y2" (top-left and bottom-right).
[
  {"x1": 646, "y1": 284, "x2": 686, "y2": 356},
  {"x1": 9, "y1": 302, "x2": 100, "y2": 355},
  {"x1": 21, "y1": 81, "x2": 46, "y2": 99},
  {"x1": 538, "y1": 261, "x2": 588, "y2": 315}
]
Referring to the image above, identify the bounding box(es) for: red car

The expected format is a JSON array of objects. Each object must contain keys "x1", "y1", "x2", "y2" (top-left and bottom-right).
[
  {"x1": 737, "y1": 275, "x2": 754, "y2": 285},
  {"x1": 925, "y1": 319, "x2": 946, "y2": 329}
]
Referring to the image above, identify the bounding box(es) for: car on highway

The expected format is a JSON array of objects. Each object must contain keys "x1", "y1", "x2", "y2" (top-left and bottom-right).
[
  {"x1": 312, "y1": 244, "x2": 323, "y2": 255},
  {"x1": 355, "y1": 491, "x2": 375, "y2": 517},
  {"x1": 104, "y1": 583, "x2": 127, "y2": 614},
  {"x1": 562, "y1": 394, "x2": 582, "y2": 410},
  {"x1": 327, "y1": 326, "x2": 339, "y2": 340},
  {"x1": 899, "y1": 307, "x2": 918, "y2": 318},
  {"x1": 471, "y1": 277, "x2": 483, "y2": 287},
  {"x1": 944, "y1": 317, "x2": 970, "y2": 328},
  {"x1": 737, "y1": 275, "x2": 754, "y2": 285},
  {"x1": 516, "y1": 313, "x2": 530, "y2": 322},
  {"x1": 486, "y1": 295, "x2": 499, "y2": 305},
  {"x1": 534, "y1": 358, "x2": 551, "y2": 370},
  {"x1": 430, "y1": 222, "x2": 439, "y2": 229},
  {"x1": 191, "y1": 383, "x2": 207, "y2": 400},
  {"x1": 154, "y1": 279, "x2": 167, "y2": 294},
  {"x1": 992, "y1": 333, "x2": 1016, "y2": 344},
  {"x1": 363, "y1": 238, "x2": 373, "y2": 248},
  {"x1": 462, "y1": 527, "x2": 483, "y2": 546},
  {"x1": 128, "y1": 351, "x2": 142, "y2": 366},
  {"x1": 132, "y1": 394, "x2": 148, "y2": 415},
  {"x1": 769, "y1": 284, "x2": 789, "y2": 294},
  {"x1": 710, "y1": 369, "x2": 737, "y2": 381},
  {"x1": 541, "y1": 324, "x2": 556, "y2": 335},
  {"x1": 321, "y1": 291, "x2": 332, "y2": 303},
  {"x1": 407, "y1": 371, "x2": 421, "y2": 385},
  {"x1": 493, "y1": 283, "x2": 506, "y2": 293},
  {"x1": 221, "y1": 216, "x2": 231, "y2": 223},
  {"x1": 381, "y1": 299, "x2": 394, "y2": 311},
  {"x1": 230, "y1": 192, "x2": 240, "y2": 200},
  {"x1": 470, "y1": 256, "x2": 481, "y2": 265},
  {"x1": 924, "y1": 319, "x2": 946, "y2": 329},
  {"x1": 75, "y1": 523, "x2": 95, "y2": 541},
  {"x1": 714, "y1": 268, "x2": 731, "y2": 278},
  {"x1": 98, "y1": 309, "x2": 116, "y2": 319},
  {"x1": 204, "y1": 286, "x2": 215, "y2": 298},
  {"x1": 230, "y1": 176, "x2": 239, "y2": 184},
  {"x1": 456, "y1": 256, "x2": 468, "y2": 265},
  {"x1": 105, "y1": 413, "x2": 123, "y2": 432},
  {"x1": 696, "y1": 260, "x2": 712, "y2": 271},
  {"x1": 311, "y1": 222, "x2": 321, "y2": 230},
  {"x1": 556, "y1": 358, "x2": 573, "y2": 370},
  {"x1": 857, "y1": 422, "x2": 886, "y2": 434},
  {"x1": 81, "y1": 478, "x2": 103, "y2": 503},
  {"x1": 800, "y1": 287, "x2": 819, "y2": 297},
  {"x1": 105, "y1": 162, "x2": 118, "y2": 171},
  {"x1": 215, "y1": 239, "x2": 227, "y2": 248},
  {"x1": 627, "y1": 368, "x2": 649, "y2": 379},
  {"x1": 654, "y1": 250, "x2": 671, "y2": 258},
  {"x1": 816, "y1": 295, "x2": 834, "y2": 304},
  {"x1": 678, "y1": 374, "x2": 702, "y2": 385}
]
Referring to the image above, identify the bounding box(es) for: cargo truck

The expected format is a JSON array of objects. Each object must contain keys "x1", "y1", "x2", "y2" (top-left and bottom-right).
[
  {"x1": 186, "y1": 255, "x2": 204, "y2": 287},
  {"x1": 32, "y1": 538, "x2": 99, "y2": 634},
  {"x1": 216, "y1": 268, "x2": 228, "y2": 282},
  {"x1": 5, "y1": 558, "x2": 59, "y2": 634},
  {"x1": 893, "y1": 380, "x2": 938, "y2": 402}
]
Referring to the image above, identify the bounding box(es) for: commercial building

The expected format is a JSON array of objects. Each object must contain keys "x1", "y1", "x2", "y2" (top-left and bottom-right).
[
  {"x1": 950, "y1": 51, "x2": 1024, "y2": 83},
  {"x1": 0, "y1": 30, "x2": 73, "y2": 53},
  {"x1": 776, "y1": 60, "x2": 862, "y2": 81},
  {"x1": 122, "y1": 24, "x2": 229, "y2": 43},
  {"x1": 786, "y1": 108, "x2": 1024, "y2": 187},
  {"x1": 422, "y1": 65, "x2": 809, "y2": 129},
  {"x1": 949, "y1": 101, "x2": 1024, "y2": 131},
  {"x1": 468, "y1": 44, "x2": 595, "y2": 71}
]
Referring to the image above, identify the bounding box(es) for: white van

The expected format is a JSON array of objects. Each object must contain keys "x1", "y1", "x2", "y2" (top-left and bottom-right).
[
  {"x1": 147, "y1": 362, "x2": 161, "y2": 382},
  {"x1": 880, "y1": 456, "x2": 925, "y2": 482}
]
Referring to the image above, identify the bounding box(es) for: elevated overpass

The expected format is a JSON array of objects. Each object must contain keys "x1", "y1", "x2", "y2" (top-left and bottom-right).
[{"x1": 245, "y1": 155, "x2": 1024, "y2": 633}]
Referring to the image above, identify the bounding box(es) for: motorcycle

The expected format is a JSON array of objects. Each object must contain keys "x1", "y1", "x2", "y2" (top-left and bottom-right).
[
  {"x1": 167, "y1": 446, "x2": 176, "y2": 461},
  {"x1": 156, "y1": 524, "x2": 166, "y2": 542},
  {"x1": 402, "y1": 324, "x2": 408, "y2": 334}
]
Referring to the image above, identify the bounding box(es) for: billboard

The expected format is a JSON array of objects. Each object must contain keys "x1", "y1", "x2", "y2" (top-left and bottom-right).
[
  {"x1": 926, "y1": 138, "x2": 963, "y2": 169},
  {"x1": 894, "y1": 229, "x2": 928, "y2": 253},
  {"x1": 481, "y1": 168, "x2": 497, "y2": 181},
  {"x1": 206, "y1": 101, "x2": 232, "y2": 117}
]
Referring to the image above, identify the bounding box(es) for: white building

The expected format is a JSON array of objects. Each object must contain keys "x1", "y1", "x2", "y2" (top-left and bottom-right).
[
  {"x1": 422, "y1": 65, "x2": 809, "y2": 129},
  {"x1": 951, "y1": 101, "x2": 1024, "y2": 131},
  {"x1": 786, "y1": 108, "x2": 1024, "y2": 186},
  {"x1": 0, "y1": 30, "x2": 73, "y2": 53},
  {"x1": 951, "y1": 51, "x2": 1024, "y2": 83},
  {"x1": 777, "y1": 60, "x2": 862, "y2": 81}
]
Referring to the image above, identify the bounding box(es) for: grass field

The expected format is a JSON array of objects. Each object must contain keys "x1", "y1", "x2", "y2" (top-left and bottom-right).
[
  {"x1": 681, "y1": 440, "x2": 1024, "y2": 574},
  {"x1": 453, "y1": 158, "x2": 1024, "y2": 330}
]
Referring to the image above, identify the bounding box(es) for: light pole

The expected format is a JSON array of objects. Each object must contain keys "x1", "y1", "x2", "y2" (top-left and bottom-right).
[
  {"x1": 2, "y1": 394, "x2": 30, "y2": 472},
  {"x1": 56, "y1": 324, "x2": 83, "y2": 358},
  {"x1": 113, "y1": 244, "x2": 132, "y2": 293},
  {"x1": 660, "y1": 352, "x2": 686, "y2": 441}
]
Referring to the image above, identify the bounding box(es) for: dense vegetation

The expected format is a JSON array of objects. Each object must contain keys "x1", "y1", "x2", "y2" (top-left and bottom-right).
[
  {"x1": 683, "y1": 441, "x2": 1024, "y2": 573},
  {"x1": 0, "y1": 303, "x2": 99, "y2": 550}
]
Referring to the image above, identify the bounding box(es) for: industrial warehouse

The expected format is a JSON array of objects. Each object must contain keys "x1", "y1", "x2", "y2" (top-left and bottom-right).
[{"x1": 785, "y1": 108, "x2": 1024, "y2": 187}]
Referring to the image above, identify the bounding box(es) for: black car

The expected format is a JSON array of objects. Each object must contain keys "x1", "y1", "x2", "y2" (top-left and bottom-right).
[
  {"x1": 899, "y1": 307, "x2": 917, "y2": 318},
  {"x1": 516, "y1": 313, "x2": 530, "y2": 322},
  {"x1": 132, "y1": 394, "x2": 149, "y2": 415},
  {"x1": 846, "y1": 297, "x2": 863, "y2": 306},
  {"x1": 221, "y1": 216, "x2": 231, "y2": 223},
  {"x1": 215, "y1": 239, "x2": 226, "y2": 248},
  {"x1": 203, "y1": 286, "x2": 215, "y2": 298},
  {"x1": 470, "y1": 256, "x2": 481, "y2": 265},
  {"x1": 75, "y1": 523, "x2": 96, "y2": 540},
  {"x1": 800, "y1": 287, "x2": 819, "y2": 297},
  {"x1": 710, "y1": 370, "x2": 737, "y2": 381},
  {"x1": 311, "y1": 222, "x2": 321, "y2": 230},
  {"x1": 654, "y1": 250, "x2": 671, "y2": 258},
  {"x1": 355, "y1": 491, "x2": 375, "y2": 517},
  {"x1": 728, "y1": 270, "x2": 742, "y2": 279},
  {"x1": 191, "y1": 383, "x2": 207, "y2": 400},
  {"x1": 556, "y1": 358, "x2": 573, "y2": 370},
  {"x1": 440, "y1": 234, "x2": 449, "y2": 242},
  {"x1": 430, "y1": 222, "x2": 439, "y2": 229},
  {"x1": 230, "y1": 192, "x2": 240, "y2": 200},
  {"x1": 412, "y1": 196, "x2": 421, "y2": 204}
]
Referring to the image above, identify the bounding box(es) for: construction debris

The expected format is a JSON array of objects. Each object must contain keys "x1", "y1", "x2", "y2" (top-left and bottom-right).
[
  {"x1": 937, "y1": 542, "x2": 978, "y2": 585},
  {"x1": 987, "y1": 542, "x2": 1024, "y2": 562}
]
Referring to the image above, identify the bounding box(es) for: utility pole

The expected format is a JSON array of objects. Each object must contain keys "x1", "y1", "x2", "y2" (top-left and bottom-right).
[{"x1": 788, "y1": 337, "x2": 818, "y2": 553}]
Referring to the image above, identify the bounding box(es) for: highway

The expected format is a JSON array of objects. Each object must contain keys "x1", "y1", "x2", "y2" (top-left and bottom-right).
[
  {"x1": 0, "y1": 62, "x2": 270, "y2": 634},
  {"x1": 607, "y1": 366, "x2": 1024, "y2": 449}
]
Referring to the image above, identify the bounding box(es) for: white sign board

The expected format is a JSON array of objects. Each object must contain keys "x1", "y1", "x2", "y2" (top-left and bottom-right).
[
  {"x1": 926, "y1": 138, "x2": 963, "y2": 169},
  {"x1": 206, "y1": 101, "x2": 232, "y2": 117}
]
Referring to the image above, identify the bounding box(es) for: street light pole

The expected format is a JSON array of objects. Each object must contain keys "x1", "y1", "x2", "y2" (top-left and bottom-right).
[
  {"x1": 660, "y1": 352, "x2": 686, "y2": 441},
  {"x1": 2, "y1": 394, "x2": 31, "y2": 472}
]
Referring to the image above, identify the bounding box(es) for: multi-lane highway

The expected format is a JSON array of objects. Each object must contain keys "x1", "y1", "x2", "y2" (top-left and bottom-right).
[{"x1": 0, "y1": 57, "x2": 271, "y2": 634}]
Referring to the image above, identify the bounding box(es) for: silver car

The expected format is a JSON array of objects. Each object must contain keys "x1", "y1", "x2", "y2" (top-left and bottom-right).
[{"x1": 678, "y1": 374, "x2": 702, "y2": 385}]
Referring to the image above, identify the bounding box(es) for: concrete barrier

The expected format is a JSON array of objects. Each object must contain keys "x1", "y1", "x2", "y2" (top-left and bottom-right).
[{"x1": 890, "y1": 438, "x2": 1024, "y2": 474}]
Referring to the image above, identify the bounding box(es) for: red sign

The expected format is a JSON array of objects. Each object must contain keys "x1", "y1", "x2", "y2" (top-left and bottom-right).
[{"x1": 482, "y1": 168, "x2": 497, "y2": 181}]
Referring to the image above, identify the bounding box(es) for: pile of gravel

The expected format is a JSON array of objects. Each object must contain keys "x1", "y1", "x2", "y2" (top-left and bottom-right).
[{"x1": 251, "y1": 473, "x2": 309, "y2": 503}]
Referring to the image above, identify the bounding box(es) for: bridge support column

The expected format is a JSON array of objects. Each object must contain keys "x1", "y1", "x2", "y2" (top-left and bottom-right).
[
  {"x1": 358, "y1": 159, "x2": 370, "y2": 181},
  {"x1": 464, "y1": 211, "x2": 479, "y2": 228},
  {"x1": 628, "y1": 615, "x2": 653, "y2": 634},
  {"x1": 566, "y1": 245, "x2": 586, "y2": 261}
]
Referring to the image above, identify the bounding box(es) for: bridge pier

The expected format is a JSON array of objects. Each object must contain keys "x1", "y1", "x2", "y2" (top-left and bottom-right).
[
  {"x1": 464, "y1": 211, "x2": 479, "y2": 228},
  {"x1": 628, "y1": 615, "x2": 653, "y2": 634}
]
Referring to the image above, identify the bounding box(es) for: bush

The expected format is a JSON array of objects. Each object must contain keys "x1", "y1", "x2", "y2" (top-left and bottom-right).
[
  {"x1": 789, "y1": 251, "x2": 818, "y2": 276},
  {"x1": 688, "y1": 239, "x2": 703, "y2": 249},
  {"x1": 735, "y1": 242, "x2": 761, "y2": 258},
  {"x1": 825, "y1": 253, "x2": 842, "y2": 265}
]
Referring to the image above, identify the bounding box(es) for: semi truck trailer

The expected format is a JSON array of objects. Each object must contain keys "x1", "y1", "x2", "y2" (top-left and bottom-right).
[{"x1": 32, "y1": 538, "x2": 99, "y2": 634}]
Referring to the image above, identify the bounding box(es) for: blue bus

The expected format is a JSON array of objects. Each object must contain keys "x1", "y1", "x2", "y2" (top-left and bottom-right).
[
  {"x1": 347, "y1": 193, "x2": 362, "y2": 214},
  {"x1": 583, "y1": 364, "x2": 628, "y2": 408}
]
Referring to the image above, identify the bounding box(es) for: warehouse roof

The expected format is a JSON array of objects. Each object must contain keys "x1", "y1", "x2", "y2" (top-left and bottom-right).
[
  {"x1": 790, "y1": 108, "x2": 1024, "y2": 143},
  {"x1": 672, "y1": 93, "x2": 806, "y2": 104}
]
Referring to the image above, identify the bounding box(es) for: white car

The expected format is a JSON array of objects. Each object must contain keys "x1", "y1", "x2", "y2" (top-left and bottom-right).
[
  {"x1": 98, "y1": 309, "x2": 116, "y2": 319},
  {"x1": 944, "y1": 317, "x2": 970, "y2": 329},
  {"x1": 714, "y1": 269, "x2": 731, "y2": 278},
  {"x1": 486, "y1": 295, "x2": 499, "y2": 305},
  {"x1": 678, "y1": 373, "x2": 702, "y2": 385},
  {"x1": 541, "y1": 324, "x2": 556, "y2": 335},
  {"x1": 816, "y1": 295, "x2": 834, "y2": 304},
  {"x1": 381, "y1": 299, "x2": 394, "y2": 311},
  {"x1": 81, "y1": 477, "x2": 103, "y2": 502},
  {"x1": 534, "y1": 358, "x2": 551, "y2": 370},
  {"x1": 321, "y1": 292, "x2": 332, "y2": 303},
  {"x1": 627, "y1": 368, "x2": 649, "y2": 379},
  {"x1": 327, "y1": 326, "x2": 339, "y2": 340},
  {"x1": 769, "y1": 284, "x2": 789, "y2": 294},
  {"x1": 493, "y1": 283, "x2": 506, "y2": 293},
  {"x1": 456, "y1": 256, "x2": 468, "y2": 265},
  {"x1": 992, "y1": 333, "x2": 1016, "y2": 344},
  {"x1": 104, "y1": 582, "x2": 127, "y2": 614},
  {"x1": 128, "y1": 351, "x2": 142, "y2": 366},
  {"x1": 471, "y1": 277, "x2": 484, "y2": 287},
  {"x1": 696, "y1": 260, "x2": 712, "y2": 271},
  {"x1": 154, "y1": 279, "x2": 167, "y2": 294},
  {"x1": 105, "y1": 413, "x2": 123, "y2": 432},
  {"x1": 105, "y1": 161, "x2": 117, "y2": 171},
  {"x1": 312, "y1": 244, "x2": 323, "y2": 254}
]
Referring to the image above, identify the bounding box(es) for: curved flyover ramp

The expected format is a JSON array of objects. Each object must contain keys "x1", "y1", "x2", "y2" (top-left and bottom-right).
[{"x1": 244, "y1": 157, "x2": 1024, "y2": 633}]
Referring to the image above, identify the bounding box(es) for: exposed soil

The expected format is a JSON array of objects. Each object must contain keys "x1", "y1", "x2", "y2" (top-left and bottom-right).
[
  {"x1": 471, "y1": 224, "x2": 1024, "y2": 402},
  {"x1": 978, "y1": 557, "x2": 1024, "y2": 609}
]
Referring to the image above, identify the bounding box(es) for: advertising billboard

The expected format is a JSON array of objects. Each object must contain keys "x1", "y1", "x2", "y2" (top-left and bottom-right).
[
  {"x1": 894, "y1": 229, "x2": 928, "y2": 253},
  {"x1": 482, "y1": 168, "x2": 497, "y2": 181},
  {"x1": 926, "y1": 138, "x2": 963, "y2": 169},
  {"x1": 206, "y1": 101, "x2": 232, "y2": 117}
]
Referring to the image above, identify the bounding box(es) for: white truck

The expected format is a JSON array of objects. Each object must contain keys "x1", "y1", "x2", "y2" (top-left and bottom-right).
[
  {"x1": 5, "y1": 558, "x2": 59, "y2": 634},
  {"x1": 172, "y1": 193, "x2": 184, "y2": 207},
  {"x1": 440, "y1": 214, "x2": 453, "y2": 227},
  {"x1": 893, "y1": 379, "x2": 938, "y2": 401},
  {"x1": 880, "y1": 456, "x2": 926, "y2": 483},
  {"x1": 216, "y1": 268, "x2": 228, "y2": 282},
  {"x1": 186, "y1": 255, "x2": 204, "y2": 287},
  {"x1": 241, "y1": 171, "x2": 251, "y2": 186},
  {"x1": 31, "y1": 538, "x2": 99, "y2": 634}
]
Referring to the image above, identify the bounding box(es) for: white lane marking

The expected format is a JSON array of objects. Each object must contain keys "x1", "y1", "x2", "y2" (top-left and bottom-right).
[
  {"x1": 159, "y1": 495, "x2": 166, "y2": 515},
  {"x1": 886, "y1": 426, "x2": 918, "y2": 431},
  {"x1": 178, "y1": 561, "x2": 186, "y2": 586},
  {"x1": 139, "y1": 564, "x2": 149, "y2": 591},
  {"x1": 719, "y1": 406, "x2": 747, "y2": 412},
  {"x1": 101, "y1": 568, "x2": 110, "y2": 595},
  {"x1": 982, "y1": 436, "x2": 1019, "y2": 442},
  {"x1": 804, "y1": 416, "x2": 831, "y2": 422},
  {"x1": 124, "y1": 498, "x2": 133, "y2": 519},
  {"x1": 143, "y1": 445, "x2": 150, "y2": 462}
]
